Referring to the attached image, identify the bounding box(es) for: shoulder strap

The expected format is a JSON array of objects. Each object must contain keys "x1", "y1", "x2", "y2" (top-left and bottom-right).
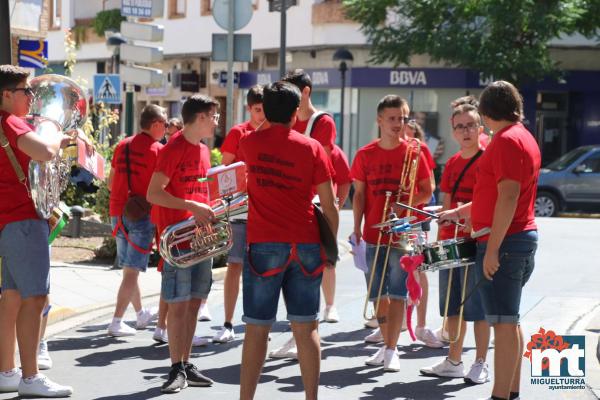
[
  {"x1": 451, "y1": 149, "x2": 483, "y2": 201},
  {"x1": 0, "y1": 123, "x2": 27, "y2": 184},
  {"x1": 304, "y1": 111, "x2": 329, "y2": 138},
  {"x1": 125, "y1": 142, "x2": 132, "y2": 192}
]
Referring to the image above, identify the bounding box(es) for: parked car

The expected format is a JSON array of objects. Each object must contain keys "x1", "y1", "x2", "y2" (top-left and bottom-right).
[{"x1": 536, "y1": 145, "x2": 600, "y2": 217}]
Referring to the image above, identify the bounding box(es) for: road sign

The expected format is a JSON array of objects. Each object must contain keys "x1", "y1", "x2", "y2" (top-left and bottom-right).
[
  {"x1": 213, "y1": 0, "x2": 253, "y2": 31},
  {"x1": 218, "y1": 71, "x2": 240, "y2": 87},
  {"x1": 121, "y1": 0, "x2": 164, "y2": 18},
  {"x1": 18, "y1": 39, "x2": 48, "y2": 69},
  {"x1": 94, "y1": 74, "x2": 121, "y2": 104},
  {"x1": 120, "y1": 21, "x2": 164, "y2": 42},
  {"x1": 268, "y1": 0, "x2": 297, "y2": 12},
  {"x1": 211, "y1": 34, "x2": 252, "y2": 62},
  {"x1": 121, "y1": 65, "x2": 163, "y2": 86},
  {"x1": 120, "y1": 43, "x2": 163, "y2": 64}
]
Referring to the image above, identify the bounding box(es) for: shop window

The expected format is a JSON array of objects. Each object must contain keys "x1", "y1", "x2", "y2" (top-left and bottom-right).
[
  {"x1": 50, "y1": 0, "x2": 61, "y2": 30},
  {"x1": 265, "y1": 53, "x2": 278, "y2": 68},
  {"x1": 200, "y1": 0, "x2": 211, "y2": 16},
  {"x1": 169, "y1": 0, "x2": 186, "y2": 18}
]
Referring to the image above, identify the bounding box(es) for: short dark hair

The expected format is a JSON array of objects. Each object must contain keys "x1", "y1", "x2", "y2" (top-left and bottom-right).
[
  {"x1": 451, "y1": 95, "x2": 478, "y2": 108},
  {"x1": 263, "y1": 81, "x2": 301, "y2": 124},
  {"x1": 376, "y1": 95, "x2": 408, "y2": 115},
  {"x1": 139, "y1": 104, "x2": 167, "y2": 130},
  {"x1": 281, "y1": 69, "x2": 312, "y2": 94},
  {"x1": 0, "y1": 65, "x2": 30, "y2": 105},
  {"x1": 478, "y1": 81, "x2": 523, "y2": 122},
  {"x1": 181, "y1": 94, "x2": 219, "y2": 125},
  {"x1": 167, "y1": 117, "x2": 183, "y2": 129},
  {"x1": 451, "y1": 95, "x2": 481, "y2": 124},
  {"x1": 246, "y1": 85, "x2": 263, "y2": 106}
]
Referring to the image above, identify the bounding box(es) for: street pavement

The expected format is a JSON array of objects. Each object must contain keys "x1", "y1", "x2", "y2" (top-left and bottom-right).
[{"x1": 1, "y1": 211, "x2": 598, "y2": 400}]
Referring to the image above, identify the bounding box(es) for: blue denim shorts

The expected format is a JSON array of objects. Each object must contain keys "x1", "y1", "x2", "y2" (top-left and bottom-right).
[
  {"x1": 475, "y1": 230, "x2": 538, "y2": 325},
  {"x1": 365, "y1": 244, "x2": 409, "y2": 301},
  {"x1": 242, "y1": 242, "x2": 324, "y2": 326},
  {"x1": 439, "y1": 263, "x2": 485, "y2": 321},
  {"x1": 0, "y1": 219, "x2": 50, "y2": 298},
  {"x1": 111, "y1": 216, "x2": 155, "y2": 271},
  {"x1": 161, "y1": 255, "x2": 213, "y2": 304},
  {"x1": 227, "y1": 220, "x2": 247, "y2": 264}
]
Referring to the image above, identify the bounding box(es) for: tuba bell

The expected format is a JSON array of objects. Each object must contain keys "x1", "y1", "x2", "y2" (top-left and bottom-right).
[
  {"x1": 27, "y1": 74, "x2": 88, "y2": 219},
  {"x1": 159, "y1": 192, "x2": 248, "y2": 268}
]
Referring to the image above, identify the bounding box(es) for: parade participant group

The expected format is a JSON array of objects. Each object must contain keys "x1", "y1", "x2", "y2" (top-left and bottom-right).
[{"x1": 0, "y1": 64, "x2": 540, "y2": 400}]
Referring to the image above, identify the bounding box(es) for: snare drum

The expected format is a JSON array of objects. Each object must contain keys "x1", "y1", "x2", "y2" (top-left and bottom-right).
[{"x1": 419, "y1": 238, "x2": 476, "y2": 272}]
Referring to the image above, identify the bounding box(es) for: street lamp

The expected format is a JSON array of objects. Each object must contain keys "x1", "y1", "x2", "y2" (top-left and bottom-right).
[
  {"x1": 333, "y1": 47, "x2": 353, "y2": 150},
  {"x1": 105, "y1": 32, "x2": 126, "y2": 74}
]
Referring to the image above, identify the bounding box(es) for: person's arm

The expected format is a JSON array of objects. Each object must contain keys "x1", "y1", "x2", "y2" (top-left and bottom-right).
[
  {"x1": 107, "y1": 168, "x2": 115, "y2": 191},
  {"x1": 336, "y1": 182, "x2": 351, "y2": 208},
  {"x1": 147, "y1": 171, "x2": 215, "y2": 225},
  {"x1": 482, "y1": 179, "x2": 520, "y2": 280},
  {"x1": 352, "y1": 180, "x2": 366, "y2": 243},
  {"x1": 413, "y1": 177, "x2": 433, "y2": 206},
  {"x1": 221, "y1": 152, "x2": 236, "y2": 166},
  {"x1": 316, "y1": 179, "x2": 339, "y2": 237},
  {"x1": 437, "y1": 193, "x2": 452, "y2": 240},
  {"x1": 16, "y1": 130, "x2": 71, "y2": 162}
]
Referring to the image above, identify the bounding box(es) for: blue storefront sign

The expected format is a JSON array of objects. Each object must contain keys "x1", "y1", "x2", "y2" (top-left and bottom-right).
[
  {"x1": 239, "y1": 68, "x2": 342, "y2": 89},
  {"x1": 18, "y1": 39, "x2": 48, "y2": 69}
]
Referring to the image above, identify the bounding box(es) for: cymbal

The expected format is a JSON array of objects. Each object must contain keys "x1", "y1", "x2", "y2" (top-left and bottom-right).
[{"x1": 371, "y1": 216, "x2": 417, "y2": 229}]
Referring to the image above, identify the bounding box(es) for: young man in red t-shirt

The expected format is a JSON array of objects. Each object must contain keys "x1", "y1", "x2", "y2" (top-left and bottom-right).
[
  {"x1": 351, "y1": 95, "x2": 432, "y2": 372},
  {"x1": 238, "y1": 81, "x2": 338, "y2": 400},
  {"x1": 0, "y1": 65, "x2": 73, "y2": 397},
  {"x1": 420, "y1": 100, "x2": 491, "y2": 384},
  {"x1": 213, "y1": 85, "x2": 265, "y2": 344},
  {"x1": 106, "y1": 104, "x2": 166, "y2": 337},
  {"x1": 147, "y1": 95, "x2": 219, "y2": 393},
  {"x1": 440, "y1": 81, "x2": 541, "y2": 400}
]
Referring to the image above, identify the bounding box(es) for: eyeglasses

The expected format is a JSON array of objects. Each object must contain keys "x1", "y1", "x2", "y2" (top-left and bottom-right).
[
  {"x1": 210, "y1": 113, "x2": 220, "y2": 123},
  {"x1": 10, "y1": 87, "x2": 34, "y2": 96},
  {"x1": 453, "y1": 122, "x2": 479, "y2": 132},
  {"x1": 400, "y1": 116, "x2": 411, "y2": 124}
]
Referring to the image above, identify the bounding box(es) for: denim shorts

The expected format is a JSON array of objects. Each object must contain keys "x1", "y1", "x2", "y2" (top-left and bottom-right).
[
  {"x1": 475, "y1": 230, "x2": 538, "y2": 325},
  {"x1": 161, "y1": 255, "x2": 213, "y2": 304},
  {"x1": 365, "y1": 244, "x2": 409, "y2": 301},
  {"x1": 242, "y1": 242, "x2": 324, "y2": 326},
  {"x1": 438, "y1": 263, "x2": 485, "y2": 321},
  {"x1": 111, "y1": 216, "x2": 155, "y2": 272},
  {"x1": 0, "y1": 219, "x2": 50, "y2": 298},
  {"x1": 227, "y1": 220, "x2": 247, "y2": 264}
]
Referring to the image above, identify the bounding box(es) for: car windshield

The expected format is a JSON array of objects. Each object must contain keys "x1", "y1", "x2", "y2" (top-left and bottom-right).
[{"x1": 546, "y1": 147, "x2": 590, "y2": 171}]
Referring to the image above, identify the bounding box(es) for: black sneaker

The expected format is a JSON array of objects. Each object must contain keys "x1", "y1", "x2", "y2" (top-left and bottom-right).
[
  {"x1": 161, "y1": 366, "x2": 188, "y2": 393},
  {"x1": 184, "y1": 363, "x2": 214, "y2": 387}
]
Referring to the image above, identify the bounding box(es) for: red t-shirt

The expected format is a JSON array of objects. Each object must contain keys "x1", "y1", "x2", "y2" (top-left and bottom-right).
[
  {"x1": 239, "y1": 124, "x2": 332, "y2": 244},
  {"x1": 293, "y1": 113, "x2": 336, "y2": 150},
  {"x1": 471, "y1": 123, "x2": 541, "y2": 241},
  {"x1": 220, "y1": 121, "x2": 254, "y2": 162},
  {"x1": 109, "y1": 133, "x2": 163, "y2": 217},
  {"x1": 153, "y1": 134, "x2": 211, "y2": 235},
  {"x1": 479, "y1": 133, "x2": 490, "y2": 149},
  {"x1": 331, "y1": 144, "x2": 351, "y2": 188},
  {"x1": 0, "y1": 111, "x2": 37, "y2": 229},
  {"x1": 350, "y1": 140, "x2": 432, "y2": 244},
  {"x1": 439, "y1": 151, "x2": 482, "y2": 240}
]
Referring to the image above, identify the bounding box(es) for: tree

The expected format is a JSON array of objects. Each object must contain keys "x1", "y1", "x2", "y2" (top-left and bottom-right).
[{"x1": 342, "y1": 0, "x2": 600, "y2": 83}]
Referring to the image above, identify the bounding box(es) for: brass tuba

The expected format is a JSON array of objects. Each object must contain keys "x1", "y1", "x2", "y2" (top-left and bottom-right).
[
  {"x1": 159, "y1": 192, "x2": 248, "y2": 268},
  {"x1": 27, "y1": 75, "x2": 88, "y2": 219}
]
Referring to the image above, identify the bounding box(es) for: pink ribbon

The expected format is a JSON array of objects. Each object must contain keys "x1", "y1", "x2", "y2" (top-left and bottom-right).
[{"x1": 400, "y1": 254, "x2": 424, "y2": 341}]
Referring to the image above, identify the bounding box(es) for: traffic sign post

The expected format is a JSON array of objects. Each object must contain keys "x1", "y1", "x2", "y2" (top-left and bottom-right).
[
  {"x1": 211, "y1": 34, "x2": 252, "y2": 62},
  {"x1": 94, "y1": 74, "x2": 122, "y2": 104},
  {"x1": 267, "y1": 0, "x2": 297, "y2": 78}
]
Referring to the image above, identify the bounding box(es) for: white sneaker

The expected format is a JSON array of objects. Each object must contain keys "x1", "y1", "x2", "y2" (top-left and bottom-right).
[
  {"x1": 37, "y1": 340, "x2": 53, "y2": 370},
  {"x1": 268, "y1": 337, "x2": 298, "y2": 359},
  {"x1": 136, "y1": 307, "x2": 158, "y2": 329},
  {"x1": 383, "y1": 348, "x2": 400, "y2": 372},
  {"x1": 434, "y1": 327, "x2": 449, "y2": 343},
  {"x1": 464, "y1": 358, "x2": 490, "y2": 385},
  {"x1": 153, "y1": 327, "x2": 168, "y2": 344},
  {"x1": 323, "y1": 306, "x2": 340, "y2": 323},
  {"x1": 365, "y1": 345, "x2": 386, "y2": 366},
  {"x1": 198, "y1": 303, "x2": 212, "y2": 321},
  {"x1": 364, "y1": 317, "x2": 379, "y2": 329},
  {"x1": 212, "y1": 326, "x2": 235, "y2": 343},
  {"x1": 0, "y1": 369, "x2": 21, "y2": 393},
  {"x1": 192, "y1": 335, "x2": 210, "y2": 347},
  {"x1": 420, "y1": 357, "x2": 464, "y2": 378},
  {"x1": 415, "y1": 326, "x2": 445, "y2": 348},
  {"x1": 107, "y1": 320, "x2": 136, "y2": 337},
  {"x1": 18, "y1": 374, "x2": 73, "y2": 398},
  {"x1": 364, "y1": 328, "x2": 384, "y2": 343}
]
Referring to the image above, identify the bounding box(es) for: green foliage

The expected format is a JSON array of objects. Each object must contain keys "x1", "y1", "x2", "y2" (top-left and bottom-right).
[
  {"x1": 211, "y1": 147, "x2": 223, "y2": 167},
  {"x1": 343, "y1": 0, "x2": 600, "y2": 83},
  {"x1": 93, "y1": 9, "x2": 126, "y2": 37}
]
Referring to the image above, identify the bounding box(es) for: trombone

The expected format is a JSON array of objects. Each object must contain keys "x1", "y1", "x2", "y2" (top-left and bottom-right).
[{"x1": 362, "y1": 138, "x2": 422, "y2": 320}]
